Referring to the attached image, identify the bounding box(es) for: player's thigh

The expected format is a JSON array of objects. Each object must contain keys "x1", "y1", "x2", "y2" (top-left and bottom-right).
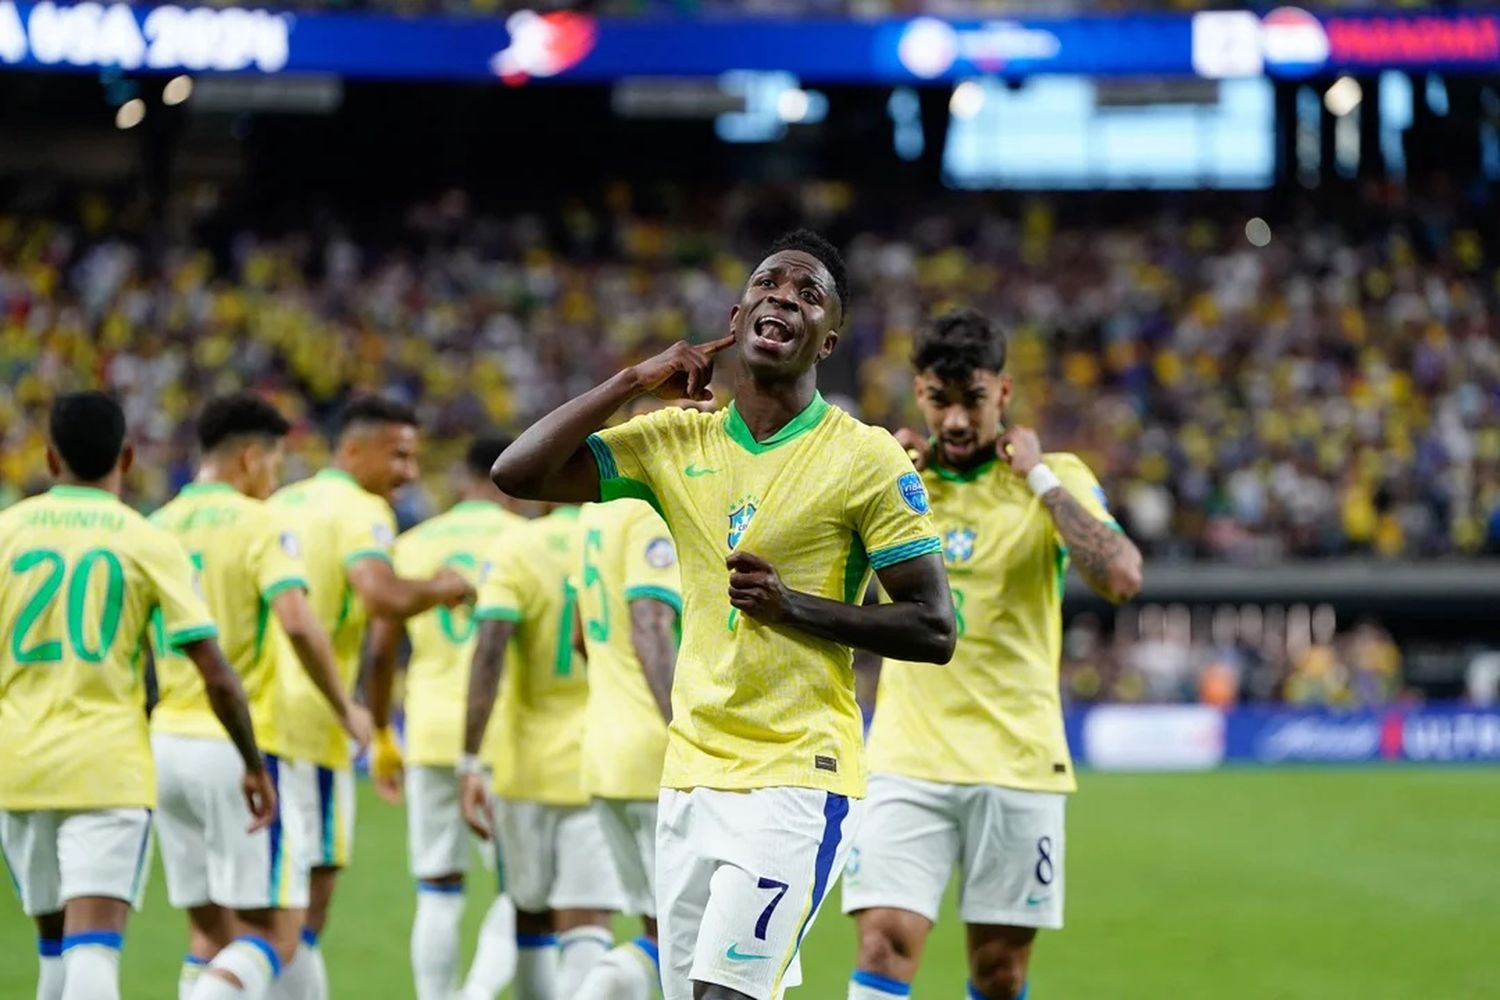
[
  {"x1": 151, "y1": 733, "x2": 216, "y2": 909},
  {"x1": 842, "y1": 774, "x2": 961, "y2": 925},
  {"x1": 956, "y1": 786, "x2": 1066, "y2": 930},
  {"x1": 551, "y1": 803, "x2": 625, "y2": 912},
  {"x1": 593, "y1": 797, "x2": 654, "y2": 917},
  {"x1": 495, "y1": 798, "x2": 559, "y2": 913},
  {"x1": 656, "y1": 788, "x2": 717, "y2": 1000},
  {"x1": 405, "y1": 766, "x2": 468, "y2": 881},
  {"x1": 57, "y1": 808, "x2": 154, "y2": 912},
  {"x1": 0, "y1": 809, "x2": 63, "y2": 916},
  {"x1": 309, "y1": 766, "x2": 356, "y2": 870},
  {"x1": 689, "y1": 787, "x2": 863, "y2": 1000},
  {"x1": 207, "y1": 753, "x2": 310, "y2": 912}
]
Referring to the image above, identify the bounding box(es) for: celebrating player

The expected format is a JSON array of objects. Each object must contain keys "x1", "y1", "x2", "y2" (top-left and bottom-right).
[
  {"x1": 0, "y1": 392, "x2": 272, "y2": 1000},
  {"x1": 459, "y1": 506, "x2": 626, "y2": 1000},
  {"x1": 363, "y1": 437, "x2": 529, "y2": 1000},
  {"x1": 571, "y1": 455, "x2": 684, "y2": 1000},
  {"x1": 151, "y1": 393, "x2": 373, "y2": 1000},
  {"x1": 264, "y1": 396, "x2": 474, "y2": 1000},
  {"x1": 841, "y1": 309, "x2": 1143, "y2": 1000},
  {"x1": 489, "y1": 229, "x2": 956, "y2": 1000}
]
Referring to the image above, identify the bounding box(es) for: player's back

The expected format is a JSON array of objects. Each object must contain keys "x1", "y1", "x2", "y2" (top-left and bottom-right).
[
  {"x1": 475, "y1": 506, "x2": 589, "y2": 805},
  {"x1": 149, "y1": 483, "x2": 305, "y2": 752},
  {"x1": 0, "y1": 486, "x2": 217, "y2": 810},
  {"x1": 395, "y1": 500, "x2": 525, "y2": 766},
  {"x1": 576, "y1": 499, "x2": 680, "y2": 801},
  {"x1": 868, "y1": 452, "x2": 1113, "y2": 793}
]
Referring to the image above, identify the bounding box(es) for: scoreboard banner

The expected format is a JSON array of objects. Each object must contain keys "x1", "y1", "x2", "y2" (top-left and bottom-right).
[{"x1": 0, "y1": 4, "x2": 1498, "y2": 83}]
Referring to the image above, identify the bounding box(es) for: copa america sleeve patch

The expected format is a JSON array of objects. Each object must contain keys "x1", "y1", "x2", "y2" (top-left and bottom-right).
[
  {"x1": 646, "y1": 537, "x2": 676, "y2": 568},
  {"x1": 372, "y1": 523, "x2": 395, "y2": 546},
  {"x1": 898, "y1": 471, "x2": 930, "y2": 514},
  {"x1": 1093, "y1": 485, "x2": 1110, "y2": 510},
  {"x1": 279, "y1": 531, "x2": 302, "y2": 557}
]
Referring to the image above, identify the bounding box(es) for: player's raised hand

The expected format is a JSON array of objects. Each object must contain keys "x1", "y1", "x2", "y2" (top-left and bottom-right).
[
  {"x1": 727, "y1": 550, "x2": 792, "y2": 623},
  {"x1": 429, "y1": 567, "x2": 476, "y2": 609},
  {"x1": 894, "y1": 427, "x2": 931, "y2": 471},
  {"x1": 460, "y1": 772, "x2": 494, "y2": 841},
  {"x1": 629, "y1": 336, "x2": 736, "y2": 402},
  {"x1": 242, "y1": 766, "x2": 278, "y2": 833},
  {"x1": 997, "y1": 425, "x2": 1043, "y2": 476}
]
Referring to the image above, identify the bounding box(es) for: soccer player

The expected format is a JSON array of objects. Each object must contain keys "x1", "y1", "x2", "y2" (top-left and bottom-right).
[
  {"x1": 266, "y1": 396, "x2": 474, "y2": 1000},
  {"x1": 458, "y1": 505, "x2": 626, "y2": 1000},
  {"x1": 0, "y1": 391, "x2": 273, "y2": 1000},
  {"x1": 150, "y1": 393, "x2": 373, "y2": 1000},
  {"x1": 489, "y1": 229, "x2": 956, "y2": 1000},
  {"x1": 841, "y1": 309, "x2": 1144, "y2": 1000},
  {"x1": 363, "y1": 436, "x2": 529, "y2": 1000},
  {"x1": 571, "y1": 481, "x2": 683, "y2": 1000}
]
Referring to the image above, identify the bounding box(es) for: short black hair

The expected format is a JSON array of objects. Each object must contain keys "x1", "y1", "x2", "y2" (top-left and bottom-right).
[
  {"x1": 762, "y1": 228, "x2": 849, "y2": 318},
  {"x1": 465, "y1": 435, "x2": 513, "y2": 479},
  {"x1": 197, "y1": 393, "x2": 291, "y2": 452},
  {"x1": 911, "y1": 308, "x2": 1007, "y2": 381},
  {"x1": 49, "y1": 391, "x2": 126, "y2": 481},
  {"x1": 338, "y1": 395, "x2": 418, "y2": 438}
]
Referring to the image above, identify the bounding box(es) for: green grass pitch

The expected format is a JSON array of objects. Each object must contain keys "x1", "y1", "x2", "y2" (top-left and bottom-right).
[{"x1": 3, "y1": 769, "x2": 1496, "y2": 998}]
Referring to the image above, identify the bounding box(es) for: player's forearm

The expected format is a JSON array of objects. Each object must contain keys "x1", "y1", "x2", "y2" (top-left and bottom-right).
[
  {"x1": 1039, "y1": 488, "x2": 1143, "y2": 603},
  {"x1": 183, "y1": 638, "x2": 264, "y2": 773},
  {"x1": 362, "y1": 575, "x2": 446, "y2": 620},
  {"x1": 490, "y1": 369, "x2": 641, "y2": 502},
  {"x1": 275, "y1": 591, "x2": 355, "y2": 722},
  {"x1": 781, "y1": 590, "x2": 955, "y2": 664},
  {"x1": 463, "y1": 620, "x2": 509, "y2": 755},
  {"x1": 629, "y1": 599, "x2": 678, "y2": 722},
  {"x1": 362, "y1": 617, "x2": 402, "y2": 729}
]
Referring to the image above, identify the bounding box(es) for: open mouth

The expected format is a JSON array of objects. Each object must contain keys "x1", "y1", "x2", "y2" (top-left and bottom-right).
[
  {"x1": 942, "y1": 436, "x2": 978, "y2": 456},
  {"x1": 752, "y1": 315, "x2": 795, "y2": 347}
]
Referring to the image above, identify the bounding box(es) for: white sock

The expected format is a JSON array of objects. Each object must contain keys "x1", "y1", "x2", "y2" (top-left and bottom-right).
[
  {"x1": 574, "y1": 940, "x2": 658, "y2": 1000},
  {"x1": 412, "y1": 883, "x2": 465, "y2": 1000},
  {"x1": 179, "y1": 957, "x2": 208, "y2": 1000},
  {"x1": 61, "y1": 934, "x2": 122, "y2": 1000},
  {"x1": 37, "y1": 940, "x2": 64, "y2": 1000},
  {"x1": 849, "y1": 970, "x2": 913, "y2": 998},
  {"x1": 556, "y1": 926, "x2": 613, "y2": 998},
  {"x1": 513, "y1": 932, "x2": 558, "y2": 1000},
  {"x1": 460, "y1": 894, "x2": 517, "y2": 1000},
  {"x1": 189, "y1": 937, "x2": 280, "y2": 1000},
  {"x1": 269, "y1": 940, "x2": 326, "y2": 1000}
]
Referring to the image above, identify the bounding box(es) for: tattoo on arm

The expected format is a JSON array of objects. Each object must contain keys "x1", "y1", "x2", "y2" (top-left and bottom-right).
[
  {"x1": 464, "y1": 620, "x2": 510, "y2": 755},
  {"x1": 1040, "y1": 487, "x2": 1140, "y2": 601}
]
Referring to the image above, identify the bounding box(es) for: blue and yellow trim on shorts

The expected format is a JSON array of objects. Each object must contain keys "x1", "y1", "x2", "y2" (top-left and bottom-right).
[
  {"x1": 128, "y1": 809, "x2": 154, "y2": 906},
  {"x1": 771, "y1": 792, "x2": 851, "y2": 993},
  {"x1": 315, "y1": 766, "x2": 350, "y2": 868},
  {"x1": 263, "y1": 755, "x2": 297, "y2": 908}
]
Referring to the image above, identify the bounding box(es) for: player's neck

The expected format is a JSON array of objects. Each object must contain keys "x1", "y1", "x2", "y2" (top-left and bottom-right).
[
  {"x1": 195, "y1": 461, "x2": 248, "y2": 496},
  {"x1": 732, "y1": 371, "x2": 819, "y2": 443},
  {"x1": 55, "y1": 472, "x2": 120, "y2": 496}
]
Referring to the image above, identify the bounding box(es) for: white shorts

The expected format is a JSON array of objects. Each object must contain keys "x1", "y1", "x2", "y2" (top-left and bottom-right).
[
  {"x1": 0, "y1": 808, "x2": 153, "y2": 916},
  {"x1": 407, "y1": 765, "x2": 494, "y2": 882},
  {"x1": 656, "y1": 786, "x2": 864, "y2": 1000},
  {"x1": 153, "y1": 734, "x2": 311, "y2": 911},
  {"x1": 840, "y1": 774, "x2": 1066, "y2": 929},
  {"x1": 275, "y1": 758, "x2": 355, "y2": 871},
  {"x1": 495, "y1": 798, "x2": 624, "y2": 914},
  {"x1": 594, "y1": 798, "x2": 657, "y2": 918}
]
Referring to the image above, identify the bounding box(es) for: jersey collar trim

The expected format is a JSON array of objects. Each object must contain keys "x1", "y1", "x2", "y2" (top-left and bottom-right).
[
  {"x1": 49, "y1": 485, "x2": 115, "y2": 500},
  {"x1": 450, "y1": 500, "x2": 500, "y2": 514},
  {"x1": 723, "y1": 392, "x2": 829, "y2": 455},
  {"x1": 930, "y1": 458, "x2": 998, "y2": 483},
  {"x1": 315, "y1": 468, "x2": 360, "y2": 487},
  {"x1": 179, "y1": 482, "x2": 238, "y2": 496}
]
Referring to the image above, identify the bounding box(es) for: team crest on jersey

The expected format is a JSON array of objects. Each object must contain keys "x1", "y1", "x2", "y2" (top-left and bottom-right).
[
  {"x1": 943, "y1": 527, "x2": 977, "y2": 563},
  {"x1": 646, "y1": 537, "x2": 676, "y2": 569},
  {"x1": 898, "y1": 471, "x2": 930, "y2": 514},
  {"x1": 727, "y1": 501, "x2": 758, "y2": 549},
  {"x1": 279, "y1": 531, "x2": 301, "y2": 557}
]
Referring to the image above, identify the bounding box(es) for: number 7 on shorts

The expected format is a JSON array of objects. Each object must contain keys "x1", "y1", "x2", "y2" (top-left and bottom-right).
[{"x1": 754, "y1": 877, "x2": 789, "y2": 941}]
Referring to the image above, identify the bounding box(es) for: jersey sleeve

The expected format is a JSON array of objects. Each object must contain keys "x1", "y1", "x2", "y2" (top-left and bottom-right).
[
  {"x1": 475, "y1": 530, "x2": 533, "y2": 624},
  {"x1": 621, "y1": 507, "x2": 681, "y2": 614},
  {"x1": 1050, "y1": 453, "x2": 1120, "y2": 532},
  {"x1": 140, "y1": 530, "x2": 219, "y2": 650},
  {"x1": 339, "y1": 496, "x2": 398, "y2": 569},
  {"x1": 586, "y1": 407, "x2": 692, "y2": 519},
  {"x1": 849, "y1": 430, "x2": 943, "y2": 571},
  {"x1": 252, "y1": 507, "x2": 310, "y2": 603}
]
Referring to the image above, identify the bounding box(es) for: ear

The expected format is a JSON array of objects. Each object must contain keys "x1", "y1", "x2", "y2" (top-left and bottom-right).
[
  {"x1": 818, "y1": 329, "x2": 840, "y2": 362},
  {"x1": 997, "y1": 372, "x2": 1014, "y2": 410},
  {"x1": 45, "y1": 445, "x2": 61, "y2": 478},
  {"x1": 119, "y1": 443, "x2": 135, "y2": 477},
  {"x1": 727, "y1": 303, "x2": 740, "y2": 336}
]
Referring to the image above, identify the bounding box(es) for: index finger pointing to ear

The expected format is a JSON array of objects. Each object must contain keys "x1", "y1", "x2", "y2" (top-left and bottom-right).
[{"x1": 703, "y1": 334, "x2": 737, "y2": 356}]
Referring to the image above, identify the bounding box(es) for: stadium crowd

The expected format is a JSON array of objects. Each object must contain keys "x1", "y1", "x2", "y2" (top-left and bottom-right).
[{"x1": 1, "y1": 184, "x2": 1497, "y2": 563}]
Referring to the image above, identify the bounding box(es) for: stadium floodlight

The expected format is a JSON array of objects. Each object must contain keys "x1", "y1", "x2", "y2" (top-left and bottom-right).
[
  {"x1": 776, "y1": 88, "x2": 810, "y2": 123},
  {"x1": 114, "y1": 98, "x2": 145, "y2": 130},
  {"x1": 950, "y1": 80, "x2": 985, "y2": 120},
  {"x1": 163, "y1": 75, "x2": 193, "y2": 107},
  {"x1": 1323, "y1": 76, "x2": 1362, "y2": 117}
]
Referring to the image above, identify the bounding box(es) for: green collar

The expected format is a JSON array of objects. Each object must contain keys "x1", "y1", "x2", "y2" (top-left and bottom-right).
[
  {"x1": 451, "y1": 500, "x2": 500, "y2": 514},
  {"x1": 548, "y1": 505, "x2": 581, "y2": 520},
  {"x1": 724, "y1": 392, "x2": 830, "y2": 455},
  {"x1": 50, "y1": 485, "x2": 116, "y2": 500},
  {"x1": 930, "y1": 458, "x2": 998, "y2": 484},
  {"x1": 180, "y1": 481, "x2": 238, "y2": 497},
  {"x1": 316, "y1": 468, "x2": 360, "y2": 487}
]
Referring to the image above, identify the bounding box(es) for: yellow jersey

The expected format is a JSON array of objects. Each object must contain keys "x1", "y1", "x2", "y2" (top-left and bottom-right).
[
  {"x1": 149, "y1": 483, "x2": 308, "y2": 755},
  {"x1": 474, "y1": 508, "x2": 588, "y2": 806},
  {"x1": 867, "y1": 453, "x2": 1115, "y2": 793},
  {"x1": 394, "y1": 501, "x2": 526, "y2": 767},
  {"x1": 268, "y1": 469, "x2": 397, "y2": 769},
  {"x1": 576, "y1": 499, "x2": 681, "y2": 801},
  {"x1": 587, "y1": 394, "x2": 940, "y2": 799},
  {"x1": 0, "y1": 485, "x2": 217, "y2": 810}
]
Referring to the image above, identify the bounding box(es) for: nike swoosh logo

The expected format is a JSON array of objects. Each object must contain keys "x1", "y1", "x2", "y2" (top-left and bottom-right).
[
  {"x1": 1025, "y1": 894, "x2": 1051, "y2": 906},
  {"x1": 685, "y1": 465, "x2": 718, "y2": 477},
  {"x1": 724, "y1": 944, "x2": 770, "y2": 962}
]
